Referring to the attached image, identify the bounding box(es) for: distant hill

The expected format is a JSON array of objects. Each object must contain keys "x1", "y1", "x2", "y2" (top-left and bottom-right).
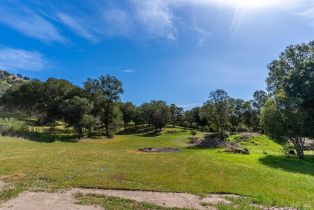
[{"x1": 0, "y1": 70, "x2": 30, "y2": 96}]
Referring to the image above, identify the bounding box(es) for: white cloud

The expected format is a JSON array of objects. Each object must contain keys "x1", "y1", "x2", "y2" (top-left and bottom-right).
[
  {"x1": 57, "y1": 13, "x2": 98, "y2": 42},
  {"x1": 131, "y1": 0, "x2": 176, "y2": 40},
  {"x1": 175, "y1": 0, "x2": 299, "y2": 9},
  {"x1": 0, "y1": 48, "x2": 50, "y2": 71},
  {"x1": 0, "y1": 7, "x2": 66, "y2": 43},
  {"x1": 1, "y1": 0, "x2": 311, "y2": 45},
  {"x1": 119, "y1": 68, "x2": 134, "y2": 73}
]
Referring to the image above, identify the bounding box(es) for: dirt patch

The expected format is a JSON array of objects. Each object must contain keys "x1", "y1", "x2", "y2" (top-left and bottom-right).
[
  {"x1": 194, "y1": 138, "x2": 225, "y2": 148},
  {"x1": 138, "y1": 148, "x2": 180, "y2": 153},
  {"x1": 0, "y1": 188, "x2": 298, "y2": 210},
  {"x1": 75, "y1": 189, "x2": 214, "y2": 209},
  {"x1": 236, "y1": 132, "x2": 259, "y2": 142},
  {"x1": 0, "y1": 191, "x2": 102, "y2": 210},
  {"x1": 0, "y1": 181, "x2": 7, "y2": 190}
]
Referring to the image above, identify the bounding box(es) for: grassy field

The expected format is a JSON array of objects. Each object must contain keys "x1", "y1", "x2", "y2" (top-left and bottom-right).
[{"x1": 0, "y1": 117, "x2": 313, "y2": 209}]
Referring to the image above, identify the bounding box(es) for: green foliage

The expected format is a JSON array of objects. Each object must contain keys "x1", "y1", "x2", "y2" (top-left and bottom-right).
[
  {"x1": 181, "y1": 121, "x2": 189, "y2": 128},
  {"x1": 227, "y1": 134, "x2": 240, "y2": 142},
  {"x1": 60, "y1": 96, "x2": 95, "y2": 138},
  {"x1": 120, "y1": 102, "x2": 136, "y2": 128},
  {"x1": 0, "y1": 70, "x2": 28, "y2": 96},
  {"x1": 140, "y1": 100, "x2": 170, "y2": 131},
  {"x1": 203, "y1": 89, "x2": 230, "y2": 140},
  {"x1": 261, "y1": 41, "x2": 314, "y2": 159},
  {"x1": 252, "y1": 90, "x2": 268, "y2": 111},
  {"x1": 0, "y1": 118, "x2": 29, "y2": 137},
  {"x1": 191, "y1": 122, "x2": 197, "y2": 129},
  {"x1": 267, "y1": 41, "x2": 314, "y2": 137},
  {"x1": 169, "y1": 104, "x2": 184, "y2": 127},
  {"x1": 84, "y1": 75, "x2": 123, "y2": 138}
]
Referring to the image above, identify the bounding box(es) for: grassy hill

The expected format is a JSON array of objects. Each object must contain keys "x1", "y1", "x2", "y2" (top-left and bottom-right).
[
  {"x1": 0, "y1": 70, "x2": 30, "y2": 96},
  {"x1": 0, "y1": 114, "x2": 313, "y2": 209}
]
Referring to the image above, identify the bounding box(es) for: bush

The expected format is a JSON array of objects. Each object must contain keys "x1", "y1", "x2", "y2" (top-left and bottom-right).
[
  {"x1": 181, "y1": 121, "x2": 189, "y2": 128},
  {"x1": 191, "y1": 122, "x2": 197, "y2": 129},
  {"x1": 199, "y1": 125, "x2": 210, "y2": 132},
  {"x1": 281, "y1": 143, "x2": 294, "y2": 155},
  {"x1": 190, "y1": 130, "x2": 197, "y2": 136},
  {"x1": 0, "y1": 118, "x2": 29, "y2": 137},
  {"x1": 238, "y1": 126, "x2": 249, "y2": 133},
  {"x1": 107, "y1": 130, "x2": 115, "y2": 139},
  {"x1": 222, "y1": 130, "x2": 230, "y2": 139}
]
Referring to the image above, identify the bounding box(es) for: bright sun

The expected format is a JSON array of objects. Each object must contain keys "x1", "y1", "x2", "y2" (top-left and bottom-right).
[{"x1": 215, "y1": 0, "x2": 283, "y2": 9}]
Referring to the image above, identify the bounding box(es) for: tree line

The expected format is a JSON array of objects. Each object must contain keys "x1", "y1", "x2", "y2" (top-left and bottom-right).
[
  {"x1": 0, "y1": 41, "x2": 313, "y2": 159},
  {"x1": 0, "y1": 74, "x2": 267, "y2": 139}
]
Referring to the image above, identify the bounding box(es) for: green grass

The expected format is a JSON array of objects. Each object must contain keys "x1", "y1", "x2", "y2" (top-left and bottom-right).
[
  {"x1": 0, "y1": 121, "x2": 313, "y2": 209},
  {"x1": 75, "y1": 193, "x2": 187, "y2": 210},
  {"x1": 226, "y1": 134, "x2": 240, "y2": 142}
]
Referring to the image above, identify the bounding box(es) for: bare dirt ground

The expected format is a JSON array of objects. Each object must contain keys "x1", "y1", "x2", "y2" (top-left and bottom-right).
[
  {"x1": 0, "y1": 191, "x2": 103, "y2": 210},
  {"x1": 0, "y1": 188, "x2": 299, "y2": 210},
  {"x1": 0, "y1": 181, "x2": 297, "y2": 210},
  {"x1": 0, "y1": 188, "x2": 227, "y2": 210}
]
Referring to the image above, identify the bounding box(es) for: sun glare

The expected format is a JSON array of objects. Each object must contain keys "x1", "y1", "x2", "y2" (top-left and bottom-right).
[
  {"x1": 236, "y1": 0, "x2": 279, "y2": 8},
  {"x1": 209, "y1": 0, "x2": 284, "y2": 9}
]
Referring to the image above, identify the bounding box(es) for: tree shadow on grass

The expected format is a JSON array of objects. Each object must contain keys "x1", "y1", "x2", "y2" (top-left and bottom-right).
[
  {"x1": 259, "y1": 155, "x2": 314, "y2": 176},
  {"x1": 136, "y1": 132, "x2": 161, "y2": 137},
  {"x1": 116, "y1": 126, "x2": 153, "y2": 135},
  {"x1": 26, "y1": 132, "x2": 78, "y2": 143},
  {"x1": 117, "y1": 126, "x2": 162, "y2": 137},
  {"x1": 1, "y1": 126, "x2": 79, "y2": 143}
]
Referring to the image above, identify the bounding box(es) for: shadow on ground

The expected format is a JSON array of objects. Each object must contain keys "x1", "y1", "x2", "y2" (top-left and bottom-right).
[
  {"x1": 117, "y1": 126, "x2": 162, "y2": 137},
  {"x1": 117, "y1": 127, "x2": 152, "y2": 135},
  {"x1": 259, "y1": 155, "x2": 314, "y2": 176}
]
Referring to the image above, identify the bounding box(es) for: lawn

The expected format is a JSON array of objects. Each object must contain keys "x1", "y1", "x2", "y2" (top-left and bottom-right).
[{"x1": 0, "y1": 125, "x2": 313, "y2": 209}]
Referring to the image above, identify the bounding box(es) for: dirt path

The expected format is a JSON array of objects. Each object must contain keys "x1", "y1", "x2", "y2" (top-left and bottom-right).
[
  {"x1": 0, "y1": 183, "x2": 298, "y2": 210},
  {"x1": 0, "y1": 191, "x2": 102, "y2": 210},
  {"x1": 0, "y1": 187, "x2": 238, "y2": 210}
]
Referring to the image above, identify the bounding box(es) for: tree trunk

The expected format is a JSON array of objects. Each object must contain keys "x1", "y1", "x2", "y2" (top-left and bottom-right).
[
  {"x1": 105, "y1": 123, "x2": 109, "y2": 138},
  {"x1": 78, "y1": 128, "x2": 83, "y2": 140},
  {"x1": 289, "y1": 137, "x2": 305, "y2": 160}
]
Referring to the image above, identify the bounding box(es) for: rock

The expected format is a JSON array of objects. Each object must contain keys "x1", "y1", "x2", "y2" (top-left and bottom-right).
[
  {"x1": 138, "y1": 148, "x2": 180, "y2": 153},
  {"x1": 225, "y1": 147, "x2": 250, "y2": 155}
]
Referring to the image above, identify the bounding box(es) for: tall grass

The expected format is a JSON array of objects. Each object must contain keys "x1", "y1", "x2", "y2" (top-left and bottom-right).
[{"x1": 0, "y1": 118, "x2": 30, "y2": 137}]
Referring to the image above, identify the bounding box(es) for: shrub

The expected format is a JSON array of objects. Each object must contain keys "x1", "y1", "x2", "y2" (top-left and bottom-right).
[
  {"x1": 222, "y1": 130, "x2": 230, "y2": 139},
  {"x1": 0, "y1": 118, "x2": 29, "y2": 137},
  {"x1": 181, "y1": 121, "x2": 189, "y2": 128},
  {"x1": 191, "y1": 122, "x2": 197, "y2": 129},
  {"x1": 107, "y1": 130, "x2": 115, "y2": 139},
  {"x1": 281, "y1": 143, "x2": 294, "y2": 156},
  {"x1": 199, "y1": 125, "x2": 210, "y2": 132}
]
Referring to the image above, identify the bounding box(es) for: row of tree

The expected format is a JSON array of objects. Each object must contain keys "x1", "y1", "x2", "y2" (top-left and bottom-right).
[
  {"x1": 0, "y1": 41, "x2": 313, "y2": 159},
  {"x1": 1, "y1": 75, "x2": 123, "y2": 138},
  {"x1": 0, "y1": 72, "x2": 266, "y2": 139}
]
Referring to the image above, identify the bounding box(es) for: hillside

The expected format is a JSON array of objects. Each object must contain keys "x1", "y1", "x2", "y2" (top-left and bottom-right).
[{"x1": 0, "y1": 70, "x2": 30, "y2": 96}]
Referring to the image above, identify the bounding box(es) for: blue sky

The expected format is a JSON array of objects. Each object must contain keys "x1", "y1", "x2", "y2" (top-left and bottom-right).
[{"x1": 0, "y1": 0, "x2": 314, "y2": 108}]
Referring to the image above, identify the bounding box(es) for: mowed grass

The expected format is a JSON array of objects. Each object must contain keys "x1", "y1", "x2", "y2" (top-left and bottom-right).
[{"x1": 0, "y1": 127, "x2": 313, "y2": 209}]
